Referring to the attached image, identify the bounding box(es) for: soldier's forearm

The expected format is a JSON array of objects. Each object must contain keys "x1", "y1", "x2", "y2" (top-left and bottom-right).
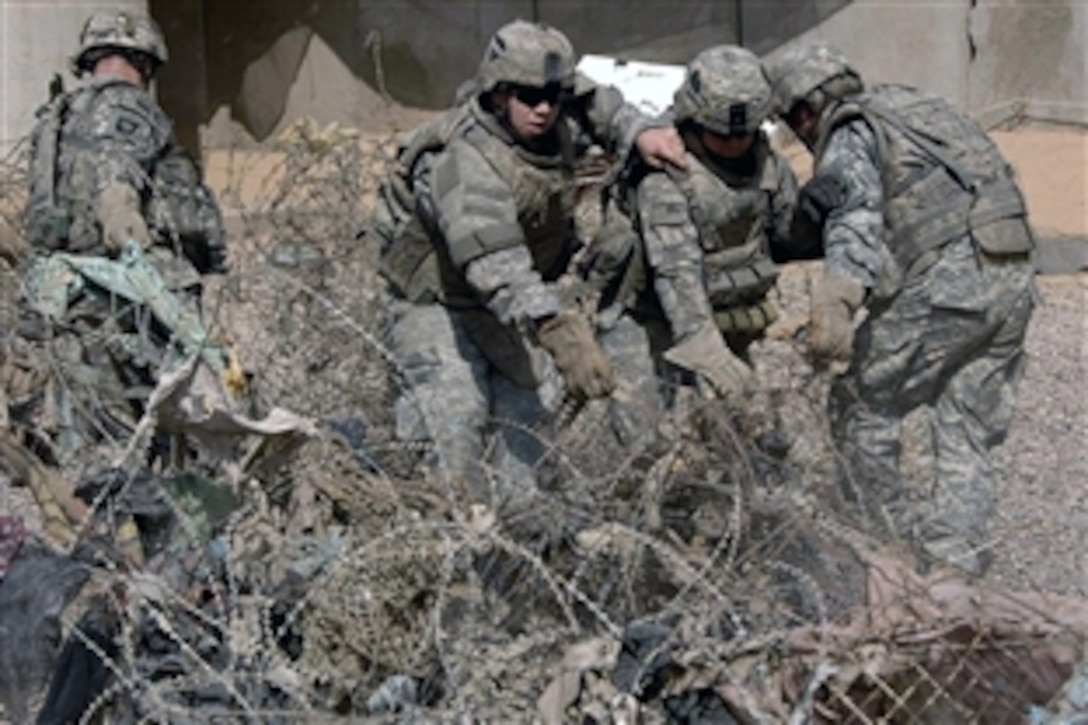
[
  {"x1": 654, "y1": 267, "x2": 715, "y2": 341},
  {"x1": 97, "y1": 182, "x2": 152, "y2": 250},
  {"x1": 465, "y1": 247, "x2": 560, "y2": 326}
]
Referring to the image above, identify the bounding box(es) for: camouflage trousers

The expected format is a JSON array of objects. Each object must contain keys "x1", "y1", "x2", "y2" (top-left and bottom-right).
[
  {"x1": 387, "y1": 300, "x2": 563, "y2": 503},
  {"x1": 830, "y1": 236, "x2": 1036, "y2": 566},
  {"x1": 595, "y1": 306, "x2": 757, "y2": 447},
  {"x1": 595, "y1": 309, "x2": 666, "y2": 446}
]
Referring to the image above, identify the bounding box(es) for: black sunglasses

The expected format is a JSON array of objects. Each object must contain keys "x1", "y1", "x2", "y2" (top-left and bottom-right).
[
  {"x1": 785, "y1": 101, "x2": 806, "y2": 128},
  {"x1": 511, "y1": 83, "x2": 564, "y2": 107},
  {"x1": 704, "y1": 127, "x2": 755, "y2": 141}
]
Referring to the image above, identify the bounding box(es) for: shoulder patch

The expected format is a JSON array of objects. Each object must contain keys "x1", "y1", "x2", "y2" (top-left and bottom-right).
[
  {"x1": 638, "y1": 172, "x2": 690, "y2": 226},
  {"x1": 84, "y1": 84, "x2": 170, "y2": 156}
]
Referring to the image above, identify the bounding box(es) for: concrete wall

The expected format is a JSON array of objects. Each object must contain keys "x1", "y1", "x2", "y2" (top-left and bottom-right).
[
  {"x1": 0, "y1": 0, "x2": 149, "y2": 152},
  {"x1": 763, "y1": 0, "x2": 1087, "y2": 126},
  {"x1": 175, "y1": 0, "x2": 848, "y2": 146},
  {"x1": 2, "y1": 0, "x2": 1084, "y2": 153},
  {"x1": 968, "y1": 0, "x2": 1087, "y2": 126},
  {"x1": 761, "y1": 0, "x2": 970, "y2": 116}
]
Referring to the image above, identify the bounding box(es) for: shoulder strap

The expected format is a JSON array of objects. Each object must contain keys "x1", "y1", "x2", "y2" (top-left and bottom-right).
[
  {"x1": 663, "y1": 164, "x2": 723, "y2": 251},
  {"x1": 861, "y1": 99, "x2": 977, "y2": 193}
]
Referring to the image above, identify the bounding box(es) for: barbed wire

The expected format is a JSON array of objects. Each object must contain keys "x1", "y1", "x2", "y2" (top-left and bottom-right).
[{"x1": 0, "y1": 121, "x2": 1085, "y2": 723}]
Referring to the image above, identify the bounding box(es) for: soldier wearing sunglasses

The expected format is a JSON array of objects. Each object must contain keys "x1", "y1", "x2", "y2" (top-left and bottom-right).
[{"x1": 377, "y1": 19, "x2": 685, "y2": 501}]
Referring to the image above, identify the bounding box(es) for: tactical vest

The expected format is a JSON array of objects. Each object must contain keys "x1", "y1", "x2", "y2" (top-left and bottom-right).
[
  {"x1": 671, "y1": 135, "x2": 781, "y2": 305},
  {"x1": 23, "y1": 80, "x2": 223, "y2": 269},
  {"x1": 377, "y1": 98, "x2": 577, "y2": 306},
  {"x1": 817, "y1": 84, "x2": 1033, "y2": 275},
  {"x1": 145, "y1": 144, "x2": 226, "y2": 273},
  {"x1": 23, "y1": 88, "x2": 96, "y2": 251}
]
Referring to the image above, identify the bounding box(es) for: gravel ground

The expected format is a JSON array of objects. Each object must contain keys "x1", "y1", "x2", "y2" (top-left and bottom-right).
[
  {"x1": 760, "y1": 263, "x2": 1088, "y2": 596},
  {"x1": 990, "y1": 273, "x2": 1087, "y2": 595}
]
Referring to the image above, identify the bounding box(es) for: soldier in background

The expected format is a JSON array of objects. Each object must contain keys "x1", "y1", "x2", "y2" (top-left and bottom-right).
[
  {"x1": 374, "y1": 19, "x2": 685, "y2": 501},
  {"x1": 766, "y1": 42, "x2": 1037, "y2": 576},
  {"x1": 23, "y1": 7, "x2": 226, "y2": 282},
  {"x1": 18, "y1": 8, "x2": 229, "y2": 464},
  {"x1": 587, "y1": 45, "x2": 813, "y2": 443}
]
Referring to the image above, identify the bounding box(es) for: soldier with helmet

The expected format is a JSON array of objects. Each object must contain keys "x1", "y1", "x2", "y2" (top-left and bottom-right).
[
  {"x1": 24, "y1": 7, "x2": 226, "y2": 276},
  {"x1": 589, "y1": 44, "x2": 811, "y2": 435},
  {"x1": 766, "y1": 42, "x2": 1037, "y2": 576},
  {"x1": 19, "y1": 8, "x2": 229, "y2": 462},
  {"x1": 375, "y1": 19, "x2": 685, "y2": 500}
]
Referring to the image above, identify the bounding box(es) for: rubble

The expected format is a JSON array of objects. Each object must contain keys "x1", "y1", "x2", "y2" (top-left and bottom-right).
[{"x1": 0, "y1": 120, "x2": 1085, "y2": 724}]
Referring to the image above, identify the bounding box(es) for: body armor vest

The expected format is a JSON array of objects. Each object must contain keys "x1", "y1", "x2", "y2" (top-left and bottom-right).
[
  {"x1": 24, "y1": 85, "x2": 99, "y2": 252},
  {"x1": 666, "y1": 133, "x2": 781, "y2": 310},
  {"x1": 377, "y1": 98, "x2": 578, "y2": 306},
  {"x1": 23, "y1": 80, "x2": 223, "y2": 270},
  {"x1": 817, "y1": 84, "x2": 1033, "y2": 274}
]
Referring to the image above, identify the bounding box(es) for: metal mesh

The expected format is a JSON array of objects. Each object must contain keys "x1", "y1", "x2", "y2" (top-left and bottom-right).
[{"x1": 0, "y1": 120, "x2": 1084, "y2": 723}]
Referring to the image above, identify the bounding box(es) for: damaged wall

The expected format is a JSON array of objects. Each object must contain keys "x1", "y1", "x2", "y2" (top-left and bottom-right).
[
  {"x1": 1, "y1": 0, "x2": 1084, "y2": 152},
  {"x1": 185, "y1": 0, "x2": 1083, "y2": 148},
  {"x1": 157, "y1": 0, "x2": 853, "y2": 147},
  {"x1": 967, "y1": 0, "x2": 1086, "y2": 126}
]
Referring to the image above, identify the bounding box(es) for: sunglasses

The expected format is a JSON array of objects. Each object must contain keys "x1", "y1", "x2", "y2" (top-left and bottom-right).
[
  {"x1": 785, "y1": 102, "x2": 806, "y2": 128},
  {"x1": 511, "y1": 84, "x2": 564, "y2": 107},
  {"x1": 704, "y1": 127, "x2": 755, "y2": 142}
]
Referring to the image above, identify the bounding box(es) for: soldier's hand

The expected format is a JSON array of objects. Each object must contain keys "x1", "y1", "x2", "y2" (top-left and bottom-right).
[
  {"x1": 98, "y1": 183, "x2": 152, "y2": 254},
  {"x1": 808, "y1": 271, "x2": 865, "y2": 364},
  {"x1": 798, "y1": 174, "x2": 845, "y2": 229},
  {"x1": 204, "y1": 245, "x2": 229, "y2": 275},
  {"x1": 663, "y1": 322, "x2": 753, "y2": 401},
  {"x1": 634, "y1": 126, "x2": 688, "y2": 171},
  {"x1": 536, "y1": 311, "x2": 615, "y2": 400}
]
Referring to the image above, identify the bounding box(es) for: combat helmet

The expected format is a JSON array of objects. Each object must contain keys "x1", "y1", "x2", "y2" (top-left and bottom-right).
[
  {"x1": 476, "y1": 20, "x2": 576, "y2": 93},
  {"x1": 72, "y1": 8, "x2": 168, "y2": 76},
  {"x1": 673, "y1": 45, "x2": 774, "y2": 136},
  {"x1": 766, "y1": 42, "x2": 861, "y2": 116}
]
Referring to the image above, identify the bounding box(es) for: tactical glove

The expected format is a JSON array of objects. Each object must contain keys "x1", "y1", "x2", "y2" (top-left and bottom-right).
[
  {"x1": 809, "y1": 271, "x2": 866, "y2": 363},
  {"x1": 663, "y1": 322, "x2": 753, "y2": 400},
  {"x1": 536, "y1": 311, "x2": 616, "y2": 400},
  {"x1": 98, "y1": 183, "x2": 152, "y2": 253},
  {"x1": 798, "y1": 174, "x2": 846, "y2": 229},
  {"x1": 204, "y1": 244, "x2": 229, "y2": 275}
]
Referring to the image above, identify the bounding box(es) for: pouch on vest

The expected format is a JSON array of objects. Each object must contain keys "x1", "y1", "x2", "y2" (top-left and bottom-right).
[
  {"x1": 579, "y1": 196, "x2": 646, "y2": 311},
  {"x1": 969, "y1": 177, "x2": 1034, "y2": 256},
  {"x1": 375, "y1": 108, "x2": 470, "y2": 303},
  {"x1": 146, "y1": 145, "x2": 226, "y2": 272},
  {"x1": 374, "y1": 174, "x2": 443, "y2": 304},
  {"x1": 23, "y1": 95, "x2": 72, "y2": 251}
]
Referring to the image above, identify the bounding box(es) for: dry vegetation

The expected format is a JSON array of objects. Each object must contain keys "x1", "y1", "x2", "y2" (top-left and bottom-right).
[{"x1": 0, "y1": 116, "x2": 1085, "y2": 723}]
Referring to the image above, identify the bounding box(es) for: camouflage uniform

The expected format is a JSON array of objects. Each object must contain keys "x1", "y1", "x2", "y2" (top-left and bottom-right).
[
  {"x1": 768, "y1": 43, "x2": 1037, "y2": 574},
  {"x1": 376, "y1": 21, "x2": 664, "y2": 499},
  {"x1": 19, "y1": 9, "x2": 226, "y2": 462},
  {"x1": 24, "y1": 22, "x2": 225, "y2": 281},
  {"x1": 591, "y1": 46, "x2": 805, "y2": 438}
]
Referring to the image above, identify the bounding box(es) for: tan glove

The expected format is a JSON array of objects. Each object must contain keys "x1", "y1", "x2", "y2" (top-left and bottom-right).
[
  {"x1": 809, "y1": 271, "x2": 866, "y2": 363},
  {"x1": 97, "y1": 183, "x2": 152, "y2": 253},
  {"x1": 663, "y1": 322, "x2": 753, "y2": 400},
  {"x1": 536, "y1": 311, "x2": 616, "y2": 400}
]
